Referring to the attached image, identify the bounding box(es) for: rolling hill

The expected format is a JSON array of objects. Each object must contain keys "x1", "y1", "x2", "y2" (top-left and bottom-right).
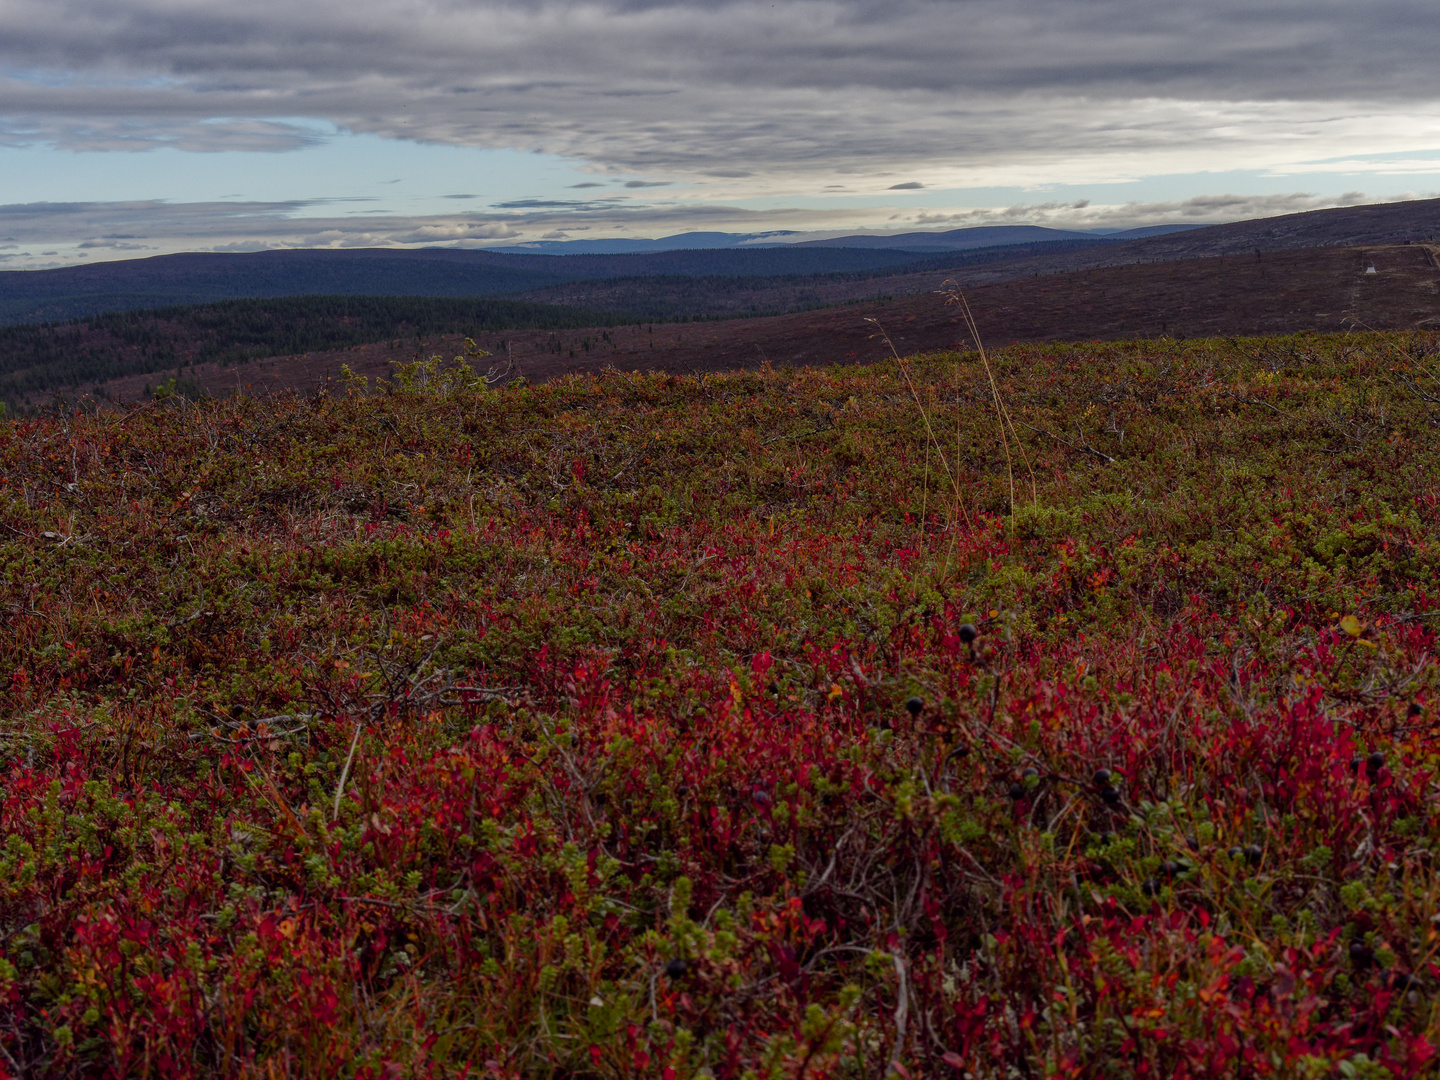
[{"x1": 33, "y1": 240, "x2": 1437, "y2": 410}]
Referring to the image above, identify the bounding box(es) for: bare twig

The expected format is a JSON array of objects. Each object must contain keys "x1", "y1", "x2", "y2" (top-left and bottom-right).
[
  {"x1": 887, "y1": 951, "x2": 909, "y2": 1077},
  {"x1": 1014, "y1": 420, "x2": 1116, "y2": 464},
  {"x1": 333, "y1": 719, "x2": 365, "y2": 821},
  {"x1": 763, "y1": 417, "x2": 834, "y2": 446},
  {"x1": 1217, "y1": 388, "x2": 1284, "y2": 415}
]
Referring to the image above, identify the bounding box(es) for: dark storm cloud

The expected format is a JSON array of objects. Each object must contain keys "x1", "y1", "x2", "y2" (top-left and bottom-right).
[{"x1": 1, "y1": 0, "x2": 1436, "y2": 179}]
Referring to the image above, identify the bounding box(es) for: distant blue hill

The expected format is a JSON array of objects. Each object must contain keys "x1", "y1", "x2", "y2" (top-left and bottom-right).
[{"x1": 495, "y1": 224, "x2": 1205, "y2": 255}]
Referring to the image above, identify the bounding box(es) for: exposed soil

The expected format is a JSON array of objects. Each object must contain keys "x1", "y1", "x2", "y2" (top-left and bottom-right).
[{"x1": 82, "y1": 243, "x2": 1440, "y2": 403}]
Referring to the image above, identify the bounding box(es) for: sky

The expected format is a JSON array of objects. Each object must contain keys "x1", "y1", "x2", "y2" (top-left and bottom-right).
[{"x1": 2, "y1": 0, "x2": 1439, "y2": 269}]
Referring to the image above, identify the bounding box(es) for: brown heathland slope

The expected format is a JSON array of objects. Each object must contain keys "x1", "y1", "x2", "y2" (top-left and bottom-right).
[{"x1": 87, "y1": 243, "x2": 1440, "y2": 402}]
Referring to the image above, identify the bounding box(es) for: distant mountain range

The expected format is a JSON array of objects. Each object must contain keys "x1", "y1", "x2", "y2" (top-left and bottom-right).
[
  {"x1": 491, "y1": 231, "x2": 801, "y2": 254},
  {"x1": 493, "y1": 223, "x2": 1200, "y2": 255},
  {"x1": 3, "y1": 199, "x2": 1439, "y2": 327}
]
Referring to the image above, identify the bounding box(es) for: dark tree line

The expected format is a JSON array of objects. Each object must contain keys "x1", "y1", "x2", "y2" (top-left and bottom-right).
[{"x1": 0, "y1": 295, "x2": 628, "y2": 406}]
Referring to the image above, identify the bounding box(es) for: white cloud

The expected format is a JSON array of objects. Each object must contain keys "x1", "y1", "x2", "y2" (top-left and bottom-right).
[{"x1": 1265, "y1": 158, "x2": 1440, "y2": 177}]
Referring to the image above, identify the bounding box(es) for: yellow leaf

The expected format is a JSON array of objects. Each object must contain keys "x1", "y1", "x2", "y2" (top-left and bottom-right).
[{"x1": 1340, "y1": 615, "x2": 1362, "y2": 637}]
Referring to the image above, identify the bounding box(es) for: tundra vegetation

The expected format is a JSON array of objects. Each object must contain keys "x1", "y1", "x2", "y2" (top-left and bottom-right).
[{"x1": 1, "y1": 329, "x2": 1439, "y2": 1078}]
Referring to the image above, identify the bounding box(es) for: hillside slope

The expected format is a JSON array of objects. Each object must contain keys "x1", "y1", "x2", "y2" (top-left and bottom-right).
[{"x1": 56, "y1": 242, "x2": 1439, "y2": 407}]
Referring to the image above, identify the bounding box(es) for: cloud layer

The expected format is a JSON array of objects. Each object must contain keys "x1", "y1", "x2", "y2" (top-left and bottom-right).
[
  {"x1": 0, "y1": 189, "x2": 1398, "y2": 268},
  {"x1": 2, "y1": 0, "x2": 1439, "y2": 189}
]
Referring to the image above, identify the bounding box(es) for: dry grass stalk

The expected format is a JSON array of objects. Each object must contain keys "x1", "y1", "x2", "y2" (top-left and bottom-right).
[
  {"x1": 868, "y1": 286, "x2": 1038, "y2": 536},
  {"x1": 864, "y1": 317, "x2": 973, "y2": 532},
  {"x1": 940, "y1": 282, "x2": 1038, "y2": 521}
]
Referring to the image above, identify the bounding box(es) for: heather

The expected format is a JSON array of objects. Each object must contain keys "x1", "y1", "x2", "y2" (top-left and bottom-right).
[{"x1": 1, "y1": 330, "x2": 1439, "y2": 1078}]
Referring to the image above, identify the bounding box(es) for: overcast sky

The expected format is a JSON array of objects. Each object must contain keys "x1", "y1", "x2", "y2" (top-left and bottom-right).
[{"x1": 2, "y1": 0, "x2": 1439, "y2": 267}]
